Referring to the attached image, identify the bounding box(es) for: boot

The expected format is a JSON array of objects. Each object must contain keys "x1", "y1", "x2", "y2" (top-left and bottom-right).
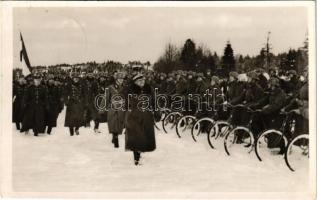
[
  {"x1": 113, "y1": 134, "x2": 119, "y2": 148},
  {"x1": 47, "y1": 126, "x2": 52, "y2": 135},
  {"x1": 34, "y1": 131, "x2": 38, "y2": 137},
  {"x1": 69, "y1": 127, "x2": 74, "y2": 136},
  {"x1": 133, "y1": 151, "x2": 141, "y2": 165},
  {"x1": 16, "y1": 122, "x2": 21, "y2": 130}
]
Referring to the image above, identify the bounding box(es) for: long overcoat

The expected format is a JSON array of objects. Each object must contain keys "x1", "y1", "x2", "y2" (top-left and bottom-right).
[
  {"x1": 21, "y1": 84, "x2": 47, "y2": 133},
  {"x1": 106, "y1": 83, "x2": 126, "y2": 134},
  {"x1": 45, "y1": 84, "x2": 62, "y2": 127},
  {"x1": 64, "y1": 80, "x2": 86, "y2": 128},
  {"x1": 124, "y1": 82, "x2": 158, "y2": 152},
  {"x1": 13, "y1": 82, "x2": 26, "y2": 123}
]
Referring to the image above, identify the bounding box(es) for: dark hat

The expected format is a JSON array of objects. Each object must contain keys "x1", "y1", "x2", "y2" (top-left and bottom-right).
[{"x1": 132, "y1": 73, "x2": 145, "y2": 82}]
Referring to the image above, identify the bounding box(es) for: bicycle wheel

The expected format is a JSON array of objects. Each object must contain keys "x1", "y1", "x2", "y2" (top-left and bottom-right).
[
  {"x1": 191, "y1": 117, "x2": 214, "y2": 142},
  {"x1": 255, "y1": 129, "x2": 288, "y2": 162},
  {"x1": 224, "y1": 126, "x2": 255, "y2": 156},
  {"x1": 160, "y1": 108, "x2": 171, "y2": 121},
  {"x1": 176, "y1": 115, "x2": 196, "y2": 138},
  {"x1": 162, "y1": 112, "x2": 182, "y2": 133},
  {"x1": 208, "y1": 121, "x2": 231, "y2": 149},
  {"x1": 285, "y1": 134, "x2": 309, "y2": 172}
]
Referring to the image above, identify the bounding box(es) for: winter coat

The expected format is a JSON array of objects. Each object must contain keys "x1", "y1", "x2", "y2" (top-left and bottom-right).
[
  {"x1": 93, "y1": 80, "x2": 110, "y2": 123},
  {"x1": 45, "y1": 84, "x2": 62, "y2": 127},
  {"x1": 124, "y1": 82, "x2": 158, "y2": 152},
  {"x1": 299, "y1": 82, "x2": 308, "y2": 119},
  {"x1": 165, "y1": 80, "x2": 176, "y2": 96},
  {"x1": 83, "y1": 78, "x2": 98, "y2": 123},
  {"x1": 13, "y1": 82, "x2": 26, "y2": 123},
  {"x1": 227, "y1": 81, "x2": 246, "y2": 105},
  {"x1": 175, "y1": 78, "x2": 187, "y2": 95},
  {"x1": 261, "y1": 87, "x2": 287, "y2": 115},
  {"x1": 21, "y1": 84, "x2": 47, "y2": 133},
  {"x1": 64, "y1": 81, "x2": 86, "y2": 128},
  {"x1": 245, "y1": 81, "x2": 265, "y2": 105},
  {"x1": 106, "y1": 83, "x2": 126, "y2": 134}
]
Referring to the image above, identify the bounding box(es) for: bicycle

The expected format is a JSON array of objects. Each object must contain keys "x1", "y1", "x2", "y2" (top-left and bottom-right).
[
  {"x1": 255, "y1": 110, "x2": 296, "y2": 162},
  {"x1": 162, "y1": 110, "x2": 183, "y2": 133},
  {"x1": 223, "y1": 104, "x2": 259, "y2": 156},
  {"x1": 176, "y1": 114, "x2": 197, "y2": 138},
  {"x1": 285, "y1": 133, "x2": 309, "y2": 172}
]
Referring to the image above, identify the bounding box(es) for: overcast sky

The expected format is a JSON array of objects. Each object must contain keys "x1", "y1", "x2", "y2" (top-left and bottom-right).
[{"x1": 13, "y1": 7, "x2": 308, "y2": 66}]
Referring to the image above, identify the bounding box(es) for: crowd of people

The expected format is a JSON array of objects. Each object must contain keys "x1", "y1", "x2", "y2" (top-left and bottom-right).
[{"x1": 12, "y1": 66, "x2": 308, "y2": 165}]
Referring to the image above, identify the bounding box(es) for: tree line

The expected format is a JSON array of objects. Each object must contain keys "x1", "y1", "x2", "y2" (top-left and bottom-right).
[{"x1": 153, "y1": 37, "x2": 308, "y2": 77}]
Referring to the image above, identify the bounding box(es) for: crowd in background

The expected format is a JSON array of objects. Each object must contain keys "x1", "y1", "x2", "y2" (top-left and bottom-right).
[{"x1": 12, "y1": 65, "x2": 308, "y2": 164}]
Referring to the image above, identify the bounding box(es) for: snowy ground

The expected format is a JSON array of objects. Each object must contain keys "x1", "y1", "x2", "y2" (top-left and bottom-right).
[{"x1": 12, "y1": 108, "x2": 309, "y2": 193}]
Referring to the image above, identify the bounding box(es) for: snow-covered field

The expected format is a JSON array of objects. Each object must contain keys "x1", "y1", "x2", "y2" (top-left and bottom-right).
[{"x1": 12, "y1": 108, "x2": 309, "y2": 193}]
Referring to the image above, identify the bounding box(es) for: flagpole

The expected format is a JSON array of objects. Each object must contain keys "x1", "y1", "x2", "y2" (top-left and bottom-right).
[{"x1": 19, "y1": 31, "x2": 32, "y2": 75}]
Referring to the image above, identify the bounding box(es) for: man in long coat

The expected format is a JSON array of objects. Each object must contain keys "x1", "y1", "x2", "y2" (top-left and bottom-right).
[
  {"x1": 13, "y1": 76, "x2": 26, "y2": 131},
  {"x1": 124, "y1": 73, "x2": 161, "y2": 165},
  {"x1": 21, "y1": 74, "x2": 47, "y2": 136},
  {"x1": 45, "y1": 76, "x2": 63, "y2": 134},
  {"x1": 64, "y1": 73, "x2": 86, "y2": 136},
  {"x1": 106, "y1": 72, "x2": 126, "y2": 148}
]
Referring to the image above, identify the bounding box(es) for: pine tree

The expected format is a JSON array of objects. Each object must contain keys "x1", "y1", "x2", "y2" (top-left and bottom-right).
[
  {"x1": 220, "y1": 41, "x2": 235, "y2": 77},
  {"x1": 180, "y1": 39, "x2": 197, "y2": 71}
]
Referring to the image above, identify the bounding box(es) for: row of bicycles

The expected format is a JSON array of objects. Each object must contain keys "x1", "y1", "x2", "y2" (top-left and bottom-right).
[{"x1": 157, "y1": 103, "x2": 309, "y2": 172}]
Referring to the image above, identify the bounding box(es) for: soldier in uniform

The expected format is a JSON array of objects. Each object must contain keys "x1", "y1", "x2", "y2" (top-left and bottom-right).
[
  {"x1": 175, "y1": 72, "x2": 187, "y2": 95},
  {"x1": 106, "y1": 71, "x2": 126, "y2": 148},
  {"x1": 64, "y1": 73, "x2": 85, "y2": 136},
  {"x1": 93, "y1": 73, "x2": 110, "y2": 133},
  {"x1": 45, "y1": 75, "x2": 62, "y2": 134},
  {"x1": 245, "y1": 71, "x2": 265, "y2": 106},
  {"x1": 83, "y1": 72, "x2": 98, "y2": 128},
  {"x1": 252, "y1": 77, "x2": 287, "y2": 151},
  {"x1": 205, "y1": 69, "x2": 212, "y2": 84},
  {"x1": 227, "y1": 71, "x2": 246, "y2": 105},
  {"x1": 13, "y1": 75, "x2": 27, "y2": 131},
  {"x1": 21, "y1": 74, "x2": 47, "y2": 136}
]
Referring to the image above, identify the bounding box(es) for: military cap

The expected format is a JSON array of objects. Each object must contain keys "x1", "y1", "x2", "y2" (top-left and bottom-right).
[
  {"x1": 229, "y1": 71, "x2": 239, "y2": 79},
  {"x1": 211, "y1": 76, "x2": 220, "y2": 84},
  {"x1": 288, "y1": 70, "x2": 297, "y2": 76},
  {"x1": 132, "y1": 73, "x2": 145, "y2": 82}
]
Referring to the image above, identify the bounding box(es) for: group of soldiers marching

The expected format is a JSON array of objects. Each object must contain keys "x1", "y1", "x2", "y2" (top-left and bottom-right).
[{"x1": 13, "y1": 66, "x2": 308, "y2": 164}]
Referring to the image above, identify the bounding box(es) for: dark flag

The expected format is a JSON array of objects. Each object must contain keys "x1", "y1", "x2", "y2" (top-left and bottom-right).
[{"x1": 20, "y1": 32, "x2": 32, "y2": 75}]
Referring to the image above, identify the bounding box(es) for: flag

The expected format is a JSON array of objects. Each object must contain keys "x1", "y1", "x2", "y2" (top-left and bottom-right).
[{"x1": 20, "y1": 32, "x2": 32, "y2": 75}]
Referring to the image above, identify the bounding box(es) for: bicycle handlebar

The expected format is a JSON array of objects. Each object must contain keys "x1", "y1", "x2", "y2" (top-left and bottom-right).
[{"x1": 224, "y1": 103, "x2": 259, "y2": 113}]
